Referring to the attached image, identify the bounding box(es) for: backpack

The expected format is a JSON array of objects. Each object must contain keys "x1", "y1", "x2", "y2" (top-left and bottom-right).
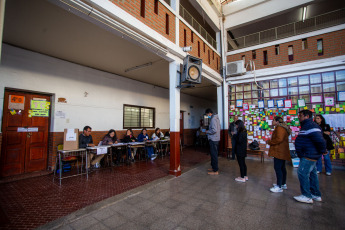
[{"x1": 249, "y1": 140, "x2": 260, "y2": 150}]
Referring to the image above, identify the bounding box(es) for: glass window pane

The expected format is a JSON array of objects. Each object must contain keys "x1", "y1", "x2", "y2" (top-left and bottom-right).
[
  {"x1": 230, "y1": 93, "x2": 235, "y2": 100},
  {"x1": 300, "y1": 95, "x2": 310, "y2": 103},
  {"x1": 244, "y1": 99, "x2": 251, "y2": 104},
  {"x1": 252, "y1": 91, "x2": 259, "y2": 98},
  {"x1": 262, "y1": 90, "x2": 269, "y2": 97},
  {"x1": 261, "y1": 81, "x2": 269, "y2": 89},
  {"x1": 322, "y1": 72, "x2": 334, "y2": 83},
  {"x1": 279, "y1": 79, "x2": 287, "y2": 87},
  {"x1": 311, "y1": 84, "x2": 322, "y2": 93},
  {"x1": 299, "y1": 75, "x2": 309, "y2": 85},
  {"x1": 270, "y1": 89, "x2": 278, "y2": 97},
  {"x1": 288, "y1": 87, "x2": 298, "y2": 95},
  {"x1": 252, "y1": 84, "x2": 257, "y2": 90},
  {"x1": 236, "y1": 92, "x2": 243, "y2": 99},
  {"x1": 291, "y1": 96, "x2": 298, "y2": 104},
  {"x1": 279, "y1": 88, "x2": 287, "y2": 96},
  {"x1": 310, "y1": 74, "x2": 321, "y2": 84},
  {"x1": 244, "y1": 92, "x2": 251, "y2": 99},
  {"x1": 236, "y1": 84, "x2": 243, "y2": 91},
  {"x1": 324, "y1": 93, "x2": 335, "y2": 100},
  {"x1": 243, "y1": 83, "x2": 251, "y2": 91},
  {"x1": 337, "y1": 82, "x2": 345, "y2": 91},
  {"x1": 299, "y1": 86, "x2": 309, "y2": 94},
  {"x1": 270, "y1": 79, "x2": 278, "y2": 88},
  {"x1": 252, "y1": 99, "x2": 258, "y2": 105},
  {"x1": 336, "y1": 70, "x2": 345, "y2": 81},
  {"x1": 323, "y1": 83, "x2": 335, "y2": 92},
  {"x1": 230, "y1": 101, "x2": 235, "y2": 106},
  {"x1": 288, "y1": 77, "x2": 298, "y2": 86},
  {"x1": 230, "y1": 86, "x2": 235, "y2": 93}
]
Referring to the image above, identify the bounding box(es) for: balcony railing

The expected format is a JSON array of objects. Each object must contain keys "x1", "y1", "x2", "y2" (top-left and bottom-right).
[
  {"x1": 228, "y1": 8, "x2": 345, "y2": 51},
  {"x1": 179, "y1": 4, "x2": 217, "y2": 50}
]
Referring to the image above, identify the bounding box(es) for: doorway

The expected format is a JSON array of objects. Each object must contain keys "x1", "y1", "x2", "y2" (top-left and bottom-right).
[{"x1": 1, "y1": 89, "x2": 51, "y2": 177}]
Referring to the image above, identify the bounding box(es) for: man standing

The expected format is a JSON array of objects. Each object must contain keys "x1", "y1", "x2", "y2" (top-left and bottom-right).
[
  {"x1": 294, "y1": 110, "x2": 326, "y2": 203},
  {"x1": 205, "y1": 108, "x2": 221, "y2": 175},
  {"x1": 229, "y1": 116, "x2": 238, "y2": 160}
]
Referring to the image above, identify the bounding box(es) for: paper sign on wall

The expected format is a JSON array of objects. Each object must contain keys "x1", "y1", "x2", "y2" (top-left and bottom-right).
[{"x1": 9, "y1": 95, "x2": 25, "y2": 110}]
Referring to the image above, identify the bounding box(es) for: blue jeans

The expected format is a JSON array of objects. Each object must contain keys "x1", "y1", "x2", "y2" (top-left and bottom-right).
[
  {"x1": 274, "y1": 158, "x2": 286, "y2": 187},
  {"x1": 209, "y1": 140, "x2": 219, "y2": 172},
  {"x1": 316, "y1": 151, "x2": 332, "y2": 173},
  {"x1": 297, "y1": 157, "x2": 321, "y2": 198},
  {"x1": 146, "y1": 146, "x2": 154, "y2": 158}
]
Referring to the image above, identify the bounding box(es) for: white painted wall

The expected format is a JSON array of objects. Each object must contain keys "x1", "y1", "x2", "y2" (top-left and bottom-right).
[{"x1": 0, "y1": 44, "x2": 216, "y2": 132}]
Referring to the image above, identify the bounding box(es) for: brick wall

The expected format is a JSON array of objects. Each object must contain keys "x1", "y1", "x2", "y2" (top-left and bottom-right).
[
  {"x1": 227, "y1": 29, "x2": 345, "y2": 70},
  {"x1": 180, "y1": 21, "x2": 221, "y2": 73},
  {"x1": 109, "y1": 0, "x2": 175, "y2": 43},
  {"x1": 48, "y1": 128, "x2": 169, "y2": 170}
]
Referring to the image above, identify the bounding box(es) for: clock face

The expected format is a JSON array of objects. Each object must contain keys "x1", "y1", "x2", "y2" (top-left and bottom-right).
[{"x1": 188, "y1": 66, "x2": 200, "y2": 80}]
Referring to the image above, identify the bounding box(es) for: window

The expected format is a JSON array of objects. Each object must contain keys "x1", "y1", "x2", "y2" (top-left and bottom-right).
[
  {"x1": 165, "y1": 14, "x2": 169, "y2": 35},
  {"x1": 252, "y1": 50, "x2": 256, "y2": 59},
  {"x1": 288, "y1": 45, "x2": 293, "y2": 61},
  {"x1": 263, "y1": 50, "x2": 268, "y2": 65},
  {"x1": 242, "y1": 55, "x2": 245, "y2": 68},
  {"x1": 213, "y1": 51, "x2": 214, "y2": 60},
  {"x1": 191, "y1": 31, "x2": 194, "y2": 43},
  {"x1": 275, "y1": 45, "x2": 280, "y2": 55},
  {"x1": 302, "y1": 38, "x2": 308, "y2": 50},
  {"x1": 123, "y1": 105, "x2": 155, "y2": 129},
  {"x1": 154, "y1": 0, "x2": 159, "y2": 14},
  {"x1": 198, "y1": 41, "x2": 200, "y2": 57},
  {"x1": 217, "y1": 57, "x2": 219, "y2": 70},
  {"x1": 317, "y1": 39, "x2": 323, "y2": 56},
  {"x1": 203, "y1": 42, "x2": 205, "y2": 53},
  {"x1": 208, "y1": 50, "x2": 210, "y2": 64},
  {"x1": 183, "y1": 29, "x2": 186, "y2": 47},
  {"x1": 140, "y1": 0, "x2": 145, "y2": 18}
]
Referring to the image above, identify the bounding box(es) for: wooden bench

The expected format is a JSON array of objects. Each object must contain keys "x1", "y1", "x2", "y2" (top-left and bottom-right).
[{"x1": 227, "y1": 147, "x2": 265, "y2": 163}]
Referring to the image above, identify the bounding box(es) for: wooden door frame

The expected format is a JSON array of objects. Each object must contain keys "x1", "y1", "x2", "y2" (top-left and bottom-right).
[
  {"x1": 180, "y1": 111, "x2": 184, "y2": 147},
  {"x1": 1, "y1": 87, "x2": 53, "y2": 174}
]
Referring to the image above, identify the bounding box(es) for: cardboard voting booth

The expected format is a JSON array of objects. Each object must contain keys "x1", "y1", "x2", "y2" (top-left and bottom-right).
[{"x1": 63, "y1": 129, "x2": 79, "y2": 150}]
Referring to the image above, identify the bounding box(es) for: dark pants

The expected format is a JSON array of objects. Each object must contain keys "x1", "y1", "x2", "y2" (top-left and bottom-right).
[
  {"x1": 237, "y1": 156, "x2": 247, "y2": 178},
  {"x1": 231, "y1": 137, "x2": 236, "y2": 159},
  {"x1": 209, "y1": 140, "x2": 219, "y2": 172},
  {"x1": 274, "y1": 158, "x2": 287, "y2": 187}
]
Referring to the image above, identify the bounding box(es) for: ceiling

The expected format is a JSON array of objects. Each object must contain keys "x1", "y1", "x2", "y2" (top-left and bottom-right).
[
  {"x1": 228, "y1": 0, "x2": 345, "y2": 39},
  {"x1": 2, "y1": 0, "x2": 218, "y2": 101}
]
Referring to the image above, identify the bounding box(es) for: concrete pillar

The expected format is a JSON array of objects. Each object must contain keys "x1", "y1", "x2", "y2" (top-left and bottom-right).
[
  {"x1": 216, "y1": 31, "x2": 221, "y2": 53},
  {"x1": 172, "y1": 0, "x2": 180, "y2": 47},
  {"x1": 169, "y1": 60, "x2": 181, "y2": 176},
  {"x1": 0, "y1": 0, "x2": 6, "y2": 63}
]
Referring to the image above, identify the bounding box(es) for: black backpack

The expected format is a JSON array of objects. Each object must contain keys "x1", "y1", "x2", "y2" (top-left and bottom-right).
[{"x1": 249, "y1": 140, "x2": 260, "y2": 150}]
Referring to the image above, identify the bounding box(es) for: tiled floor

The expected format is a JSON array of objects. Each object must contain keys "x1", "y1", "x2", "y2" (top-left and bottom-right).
[
  {"x1": 39, "y1": 156, "x2": 345, "y2": 230},
  {"x1": 0, "y1": 147, "x2": 210, "y2": 230}
]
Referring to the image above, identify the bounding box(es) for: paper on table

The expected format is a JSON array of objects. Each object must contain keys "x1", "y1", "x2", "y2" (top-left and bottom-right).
[
  {"x1": 97, "y1": 147, "x2": 108, "y2": 155},
  {"x1": 66, "y1": 129, "x2": 76, "y2": 141}
]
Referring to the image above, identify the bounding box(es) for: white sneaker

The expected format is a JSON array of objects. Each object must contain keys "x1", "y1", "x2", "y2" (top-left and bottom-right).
[
  {"x1": 294, "y1": 195, "x2": 313, "y2": 204},
  {"x1": 244, "y1": 176, "x2": 248, "y2": 181},
  {"x1": 317, "y1": 171, "x2": 320, "y2": 174},
  {"x1": 151, "y1": 154, "x2": 157, "y2": 161},
  {"x1": 235, "y1": 177, "x2": 246, "y2": 182},
  {"x1": 273, "y1": 184, "x2": 287, "y2": 189},
  {"x1": 270, "y1": 186, "x2": 283, "y2": 193},
  {"x1": 311, "y1": 194, "x2": 322, "y2": 202},
  {"x1": 326, "y1": 172, "x2": 331, "y2": 176}
]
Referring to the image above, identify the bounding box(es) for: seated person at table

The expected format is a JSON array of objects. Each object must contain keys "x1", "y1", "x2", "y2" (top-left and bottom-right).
[
  {"x1": 137, "y1": 128, "x2": 157, "y2": 160},
  {"x1": 123, "y1": 129, "x2": 137, "y2": 161},
  {"x1": 102, "y1": 129, "x2": 118, "y2": 145},
  {"x1": 78, "y1": 126, "x2": 98, "y2": 169},
  {"x1": 151, "y1": 128, "x2": 164, "y2": 140}
]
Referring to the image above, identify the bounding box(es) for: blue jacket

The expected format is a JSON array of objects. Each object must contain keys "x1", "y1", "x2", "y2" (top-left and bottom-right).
[
  {"x1": 295, "y1": 118, "x2": 326, "y2": 160},
  {"x1": 137, "y1": 133, "x2": 149, "y2": 142}
]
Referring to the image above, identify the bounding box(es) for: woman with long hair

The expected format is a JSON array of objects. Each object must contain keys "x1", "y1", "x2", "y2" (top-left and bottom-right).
[
  {"x1": 314, "y1": 114, "x2": 334, "y2": 175},
  {"x1": 234, "y1": 119, "x2": 248, "y2": 182},
  {"x1": 267, "y1": 116, "x2": 292, "y2": 192},
  {"x1": 101, "y1": 129, "x2": 118, "y2": 145},
  {"x1": 123, "y1": 129, "x2": 137, "y2": 162}
]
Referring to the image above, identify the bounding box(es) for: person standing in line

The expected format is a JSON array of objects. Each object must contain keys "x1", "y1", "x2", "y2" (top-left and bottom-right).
[
  {"x1": 205, "y1": 108, "x2": 221, "y2": 175},
  {"x1": 294, "y1": 110, "x2": 326, "y2": 204},
  {"x1": 234, "y1": 119, "x2": 248, "y2": 182},
  {"x1": 314, "y1": 114, "x2": 334, "y2": 176},
  {"x1": 229, "y1": 116, "x2": 238, "y2": 160},
  {"x1": 267, "y1": 116, "x2": 292, "y2": 192}
]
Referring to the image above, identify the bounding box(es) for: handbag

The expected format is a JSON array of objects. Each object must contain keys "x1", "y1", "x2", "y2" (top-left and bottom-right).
[{"x1": 248, "y1": 140, "x2": 260, "y2": 150}]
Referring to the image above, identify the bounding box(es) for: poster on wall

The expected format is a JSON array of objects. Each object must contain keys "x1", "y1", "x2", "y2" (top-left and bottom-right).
[
  {"x1": 8, "y1": 95, "x2": 25, "y2": 110},
  {"x1": 338, "y1": 91, "x2": 345, "y2": 101},
  {"x1": 236, "y1": 99, "x2": 243, "y2": 108},
  {"x1": 325, "y1": 97, "x2": 335, "y2": 107},
  {"x1": 267, "y1": 100, "x2": 274, "y2": 108},
  {"x1": 243, "y1": 103, "x2": 249, "y2": 110},
  {"x1": 298, "y1": 99, "x2": 306, "y2": 108},
  {"x1": 284, "y1": 99, "x2": 292, "y2": 108},
  {"x1": 258, "y1": 100, "x2": 264, "y2": 109},
  {"x1": 277, "y1": 99, "x2": 284, "y2": 108},
  {"x1": 230, "y1": 105, "x2": 235, "y2": 110},
  {"x1": 249, "y1": 104, "x2": 256, "y2": 109},
  {"x1": 311, "y1": 95, "x2": 323, "y2": 103}
]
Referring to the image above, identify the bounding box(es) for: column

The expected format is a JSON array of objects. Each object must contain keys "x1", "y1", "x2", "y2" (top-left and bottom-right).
[
  {"x1": 217, "y1": 85, "x2": 226, "y2": 155},
  {"x1": 169, "y1": 60, "x2": 181, "y2": 176},
  {"x1": 171, "y1": 0, "x2": 180, "y2": 47},
  {"x1": 216, "y1": 31, "x2": 221, "y2": 54}
]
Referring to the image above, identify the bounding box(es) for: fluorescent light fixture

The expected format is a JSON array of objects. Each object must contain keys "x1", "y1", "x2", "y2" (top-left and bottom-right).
[
  {"x1": 302, "y1": 7, "x2": 307, "y2": 22},
  {"x1": 125, "y1": 62, "x2": 152, "y2": 73}
]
